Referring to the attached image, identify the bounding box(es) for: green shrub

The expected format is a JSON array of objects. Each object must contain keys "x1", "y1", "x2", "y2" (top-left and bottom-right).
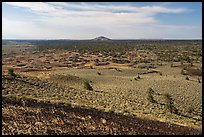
[
  {"x1": 185, "y1": 76, "x2": 189, "y2": 80},
  {"x1": 163, "y1": 93, "x2": 171, "y2": 100},
  {"x1": 198, "y1": 78, "x2": 201, "y2": 83},
  {"x1": 159, "y1": 72, "x2": 162, "y2": 76},
  {"x1": 84, "y1": 81, "x2": 93, "y2": 91},
  {"x1": 147, "y1": 93, "x2": 156, "y2": 103},
  {"x1": 190, "y1": 62, "x2": 193, "y2": 67},
  {"x1": 166, "y1": 103, "x2": 179, "y2": 114},
  {"x1": 147, "y1": 88, "x2": 156, "y2": 103},
  {"x1": 114, "y1": 68, "x2": 121, "y2": 72},
  {"x1": 187, "y1": 106, "x2": 194, "y2": 113},
  {"x1": 97, "y1": 72, "x2": 101, "y2": 75},
  {"x1": 137, "y1": 75, "x2": 141, "y2": 79},
  {"x1": 8, "y1": 68, "x2": 16, "y2": 77},
  {"x1": 163, "y1": 93, "x2": 179, "y2": 114},
  {"x1": 148, "y1": 88, "x2": 154, "y2": 93},
  {"x1": 186, "y1": 56, "x2": 191, "y2": 63},
  {"x1": 181, "y1": 69, "x2": 187, "y2": 75}
]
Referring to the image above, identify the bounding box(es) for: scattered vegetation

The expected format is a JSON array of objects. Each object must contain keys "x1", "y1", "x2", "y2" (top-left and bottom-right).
[
  {"x1": 159, "y1": 72, "x2": 162, "y2": 76},
  {"x1": 147, "y1": 88, "x2": 156, "y2": 103},
  {"x1": 185, "y1": 76, "x2": 190, "y2": 80},
  {"x1": 163, "y1": 93, "x2": 179, "y2": 114},
  {"x1": 148, "y1": 88, "x2": 154, "y2": 94},
  {"x1": 8, "y1": 68, "x2": 16, "y2": 78},
  {"x1": 84, "y1": 81, "x2": 93, "y2": 91},
  {"x1": 198, "y1": 78, "x2": 201, "y2": 83},
  {"x1": 2, "y1": 39, "x2": 202, "y2": 132},
  {"x1": 187, "y1": 106, "x2": 194, "y2": 114},
  {"x1": 186, "y1": 68, "x2": 202, "y2": 76},
  {"x1": 97, "y1": 72, "x2": 101, "y2": 75},
  {"x1": 181, "y1": 69, "x2": 187, "y2": 75},
  {"x1": 114, "y1": 68, "x2": 121, "y2": 72},
  {"x1": 190, "y1": 62, "x2": 193, "y2": 67}
]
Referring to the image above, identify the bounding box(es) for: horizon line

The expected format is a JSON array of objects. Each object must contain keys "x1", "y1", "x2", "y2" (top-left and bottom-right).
[{"x1": 2, "y1": 38, "x2": 202, "y2": 40}]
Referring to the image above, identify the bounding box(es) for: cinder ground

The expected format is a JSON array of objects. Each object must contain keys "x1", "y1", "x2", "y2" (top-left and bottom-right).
[
  {"x1": 50, "y1": 65, "x2": 202, "y2": 129},
  {"x1": 2, "y1": 43, "x2": 202, "y2": 134},
  {"x1": 5, "y1": 62, "x2": 201, "y2": 130},
  {"x1": 2, "y1": 99, "x2": 201, "y2": 135}
]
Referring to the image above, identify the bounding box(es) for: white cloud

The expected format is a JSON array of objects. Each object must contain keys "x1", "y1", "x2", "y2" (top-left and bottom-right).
[
  {"x1": 2, "y1": 2, "x2": 200, "y2": 39},
  {"x1": 5, "y1": 2, "x2": 188, "y2": 16}
]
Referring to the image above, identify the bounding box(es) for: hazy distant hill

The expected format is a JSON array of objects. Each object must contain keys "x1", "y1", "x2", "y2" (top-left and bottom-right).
[
  {"x1": 92, "y1": 36, "x2": 111, "y2": 41},
  {"x1": 2, "y1": 40, "x2": 17, "y2": 45},
  {"x1": 2, "y1": 40, "x2": 33, "y2": 45}
]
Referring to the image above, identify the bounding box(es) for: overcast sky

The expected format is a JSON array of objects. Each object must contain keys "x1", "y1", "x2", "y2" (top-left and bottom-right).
[{"x1": 2, "y1": 2, "x2": 202, "y2": 39}]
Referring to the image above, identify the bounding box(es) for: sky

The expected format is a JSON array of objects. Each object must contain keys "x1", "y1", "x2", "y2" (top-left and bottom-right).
[{"x1": 2, "y1": 2, "x2": 202, "y2": 39}]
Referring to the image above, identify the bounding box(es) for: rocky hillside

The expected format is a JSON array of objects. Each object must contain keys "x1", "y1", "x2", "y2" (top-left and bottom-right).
[
  {"x1": 2, "y1": 96, "x2": 202, "y2": 135},
  {"x1": 2, "y1": 74, "x2": 202, "y2": 135}
]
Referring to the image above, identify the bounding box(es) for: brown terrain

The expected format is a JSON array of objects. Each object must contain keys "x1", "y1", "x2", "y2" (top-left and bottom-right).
[
  {"x1": 2, "y1": 40, "x2": 202, "y2": 135},
  {"x1": 2, "y1": 96, "x2": 201, "y2": 135}
]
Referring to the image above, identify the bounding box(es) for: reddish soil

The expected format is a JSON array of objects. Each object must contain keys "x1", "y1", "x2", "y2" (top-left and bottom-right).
[{"x1": 2, "y1": 97, "x2": 202, "y2": 135}]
